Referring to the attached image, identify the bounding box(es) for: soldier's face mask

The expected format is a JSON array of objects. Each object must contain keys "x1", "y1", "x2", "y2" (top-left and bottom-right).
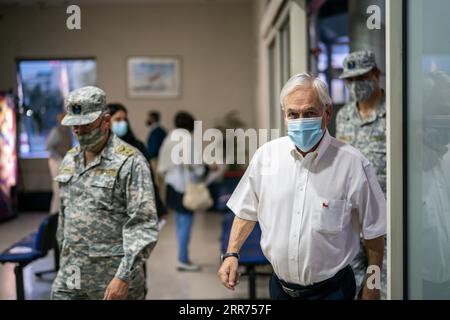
[
  {"x1": 347, "y1": 79, "x2": 376, "y2": 102},
  {"x1": 76, "y1": 116, "x2": 107, "y2": 152}
]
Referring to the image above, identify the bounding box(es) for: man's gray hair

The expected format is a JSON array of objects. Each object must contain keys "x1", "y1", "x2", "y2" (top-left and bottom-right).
[{"x1": 280, "y1": 73, "x2": 332, "y2": 110}]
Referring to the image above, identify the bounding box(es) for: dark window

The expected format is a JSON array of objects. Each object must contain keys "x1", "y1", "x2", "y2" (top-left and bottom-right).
[{"x1": 17, "y1": 59, "x2": 96, "y2": 158}]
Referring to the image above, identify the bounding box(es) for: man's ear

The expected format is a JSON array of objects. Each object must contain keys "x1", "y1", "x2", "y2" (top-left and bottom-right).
[
  {"x1": 102, "y1": 113, "x2": 112, "y2": 129},
  {"x1": 374, "y1": 68, "x2": 381, "y2": 80}
]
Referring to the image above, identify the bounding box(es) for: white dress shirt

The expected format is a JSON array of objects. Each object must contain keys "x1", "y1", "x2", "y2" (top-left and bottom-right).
[{"x1": 227, "y1": 130, "x2": 386, "y2": 285}]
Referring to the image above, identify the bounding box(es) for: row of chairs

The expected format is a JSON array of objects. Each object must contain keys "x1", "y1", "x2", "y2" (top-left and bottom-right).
[
  {"x1": 217, "y1": 177, "x2": 271, "y2": 300},
  {"x1": 1, "y1": 176, "x2": 270, "y2": 300},
  {"x1": 0, "y1": 213, "x2": 59, "y2": 300}
]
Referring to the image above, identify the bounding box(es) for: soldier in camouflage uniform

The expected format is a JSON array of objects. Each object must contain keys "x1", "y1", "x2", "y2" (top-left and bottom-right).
[
  {"x1": 336, "y1": 50, "x2": 387, "y2": 299},
  {"x1": 50, "y1": 86, "x2": 159, "y2": 300}
]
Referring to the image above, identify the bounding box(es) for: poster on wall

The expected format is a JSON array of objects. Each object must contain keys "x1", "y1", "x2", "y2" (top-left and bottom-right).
[
  {"x1": 127, "y1": 56, "x2": 181, "y2": 99},
  {"x1": 0, "y1": 93, "x2": 17, "y2": 221}
]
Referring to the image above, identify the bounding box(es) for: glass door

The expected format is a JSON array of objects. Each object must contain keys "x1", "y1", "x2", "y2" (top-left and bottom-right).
[{"x1": 406, "y1": 0, "x2": 450, "y2": 300}]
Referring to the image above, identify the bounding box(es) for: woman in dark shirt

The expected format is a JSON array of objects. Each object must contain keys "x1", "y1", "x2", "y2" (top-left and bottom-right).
[{"x1": 106, "y1": 103, "x2": 167, "y2": 219}]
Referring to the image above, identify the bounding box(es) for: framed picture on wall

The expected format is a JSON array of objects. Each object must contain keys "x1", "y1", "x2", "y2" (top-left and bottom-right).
[{"x1": 127, "y1": 56, "x2": 181, "y2": 98}]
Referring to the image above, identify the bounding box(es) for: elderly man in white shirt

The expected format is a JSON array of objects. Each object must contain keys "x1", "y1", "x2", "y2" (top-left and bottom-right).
[{"x1": 217, "y1": 73, "x2": 386, "y2": 300}]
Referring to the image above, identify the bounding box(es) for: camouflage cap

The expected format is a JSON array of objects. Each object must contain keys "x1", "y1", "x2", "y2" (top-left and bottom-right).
[
  {"x1": 340, "y1": 50, "x2": 378, "y2": 79},
  {"x1": 61, "y1": 86, "x2": 106, "y2": 126}
]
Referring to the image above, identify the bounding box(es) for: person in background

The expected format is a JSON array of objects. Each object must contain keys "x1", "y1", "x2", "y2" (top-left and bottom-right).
[
  {"x1": 146, "y1": 111, "x2": 167, "y2": 204},
  {"x1": 107, "y1": 103, "x2": 168, "y2": 222},
  {"x1": 157, "y1": 111, "x2": 207, "y2": 272},
  {"x1": 146, "y1": 111, "x2": 166, "y2": 165},
  {"x1": 46, "y1": 112, "x2": 73, "y2": 214},
  {"x1": 336, "y1": 50, "x2": 387, "y2": 299}
]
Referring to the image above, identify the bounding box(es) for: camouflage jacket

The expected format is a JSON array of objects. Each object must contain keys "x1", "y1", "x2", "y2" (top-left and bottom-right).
[
  {"x1": 55, "y1": 133, "x2": 159, "y2": 281},
  {"x1": 336, "y1": 95, "x2": 386, "y2": 194}
]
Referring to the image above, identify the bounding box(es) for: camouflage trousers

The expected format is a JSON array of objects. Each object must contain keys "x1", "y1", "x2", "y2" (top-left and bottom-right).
[
  {"x1": 51, "y1": 245, "x2": 146, "y2": 300},
  {"x1": 350, "y1": 237, "x2": 387, "y2": 300}
]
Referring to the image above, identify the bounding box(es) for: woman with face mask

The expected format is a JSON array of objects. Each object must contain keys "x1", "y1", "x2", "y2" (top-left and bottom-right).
[{"x1": 107, "y1": 103, "x2": 168, "y2": 221}]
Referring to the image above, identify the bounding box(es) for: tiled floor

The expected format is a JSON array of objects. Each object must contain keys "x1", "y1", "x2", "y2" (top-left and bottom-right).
[{"x1": 0, "y1": 211, "x2": 271, "y2": 300}]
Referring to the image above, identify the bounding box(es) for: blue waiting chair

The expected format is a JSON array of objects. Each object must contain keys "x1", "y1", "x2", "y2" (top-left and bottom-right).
[
  {"x1": 0, "y1": 213, "x2": 59, "y2": 300},
  {"x1": 220, "y1": 211, "x2": 271, "y2": 299}
]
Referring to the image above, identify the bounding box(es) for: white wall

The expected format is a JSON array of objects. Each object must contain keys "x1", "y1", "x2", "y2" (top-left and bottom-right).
[
  {"x1": 254, "y1": 0, "x2": 308, "y2": 130},
  {"x1": 253, "y1": 0, "x2": 268, "y2": 130},
  {"x1": 0, "y1": 2, "x2": 256, "y2": 191}
]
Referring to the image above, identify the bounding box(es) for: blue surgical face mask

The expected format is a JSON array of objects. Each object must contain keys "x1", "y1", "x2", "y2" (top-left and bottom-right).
[
  {"x1": 287, "y1": 117, "x2": 324, "y2": 152},
  {"x1": 111, "y1": 121, "x2": 128, "y2": 137}
]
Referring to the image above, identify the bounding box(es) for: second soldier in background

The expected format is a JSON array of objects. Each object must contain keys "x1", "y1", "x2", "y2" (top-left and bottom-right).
[{"x1": 336, "y1": 50, "x2": 387, "y2": 299}]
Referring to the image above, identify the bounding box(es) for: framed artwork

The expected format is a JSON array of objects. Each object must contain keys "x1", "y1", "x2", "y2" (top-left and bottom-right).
[{"x1": 127, "y1": 56, "x2": 181, "y2": 98}]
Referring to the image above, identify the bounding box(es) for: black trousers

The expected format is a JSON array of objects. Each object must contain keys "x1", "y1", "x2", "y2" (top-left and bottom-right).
[{"x1": 270, "y1": 265, "x2": 356, "y2": 300}]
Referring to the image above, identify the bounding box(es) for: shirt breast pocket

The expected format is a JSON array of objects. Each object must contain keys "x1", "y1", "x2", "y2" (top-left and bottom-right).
[
  {"x1": 368, "y1": 141, "x2": 386, "y2": 172},
  {"x1": 54, "y1": 174, "x2": 73, "y2": 207},
  {"x1": 90, "y1": 176, "x2": 116, "y2": 209},
  {"x1": 313, "y1": 197, "x2": 351, "y2": 235},
  {"x1": 369, "y1": 138, "x2": 386, "y2": 155}
]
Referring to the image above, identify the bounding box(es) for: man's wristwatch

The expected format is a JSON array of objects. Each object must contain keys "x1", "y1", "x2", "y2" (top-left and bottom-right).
[{"x1": 221, "y1": 252, "x2": 240, "y2": 262}]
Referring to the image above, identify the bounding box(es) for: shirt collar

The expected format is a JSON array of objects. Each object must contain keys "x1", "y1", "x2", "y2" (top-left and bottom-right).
[
  {"x1": 149, "y1": 122, "x2": 160, "y2": 131},
  {"x1": 289, "y1": 129, "x2": 331, "y2": 164},
  {"x1": 99, "y1": 132, "x2": 116, "y2": 161},
  {"x1": 376, "y1": 92, "x2": 386, "y2": 117}
]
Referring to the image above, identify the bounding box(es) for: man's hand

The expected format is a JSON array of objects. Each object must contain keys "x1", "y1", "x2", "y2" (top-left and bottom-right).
[
  {"x1": 217, "y1": 257, "x2": 240, "y2": 290},
  {"x1": 362, "y1": 236, "x2": 384, "y2": 300},
  {"x1": 219, "y1": 217, "x2": 256, "y2": 291},
  {"x1": 360, "y1": 285, "x2": 380, "y2": 300},
  {"x1": 103, "y1": 277, "x2": 129, "y2": 300}
]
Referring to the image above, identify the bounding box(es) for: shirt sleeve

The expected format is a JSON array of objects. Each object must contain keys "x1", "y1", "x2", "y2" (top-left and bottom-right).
[
  {"x1": 226, "y1": 153, "x2": 260, "y2": 222},
  {"x1": 55, "y1": 156, "x2": 71, "y2": 249},
  {"x1": 56, "y1": 200, "x2": 65, "y2": 251},
  {"x1": 354, "y1": 162, "x2": 387, "y2": 240},
  {"x1": 115, "y1": 155, "x2": 159, "y2": 281}
]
